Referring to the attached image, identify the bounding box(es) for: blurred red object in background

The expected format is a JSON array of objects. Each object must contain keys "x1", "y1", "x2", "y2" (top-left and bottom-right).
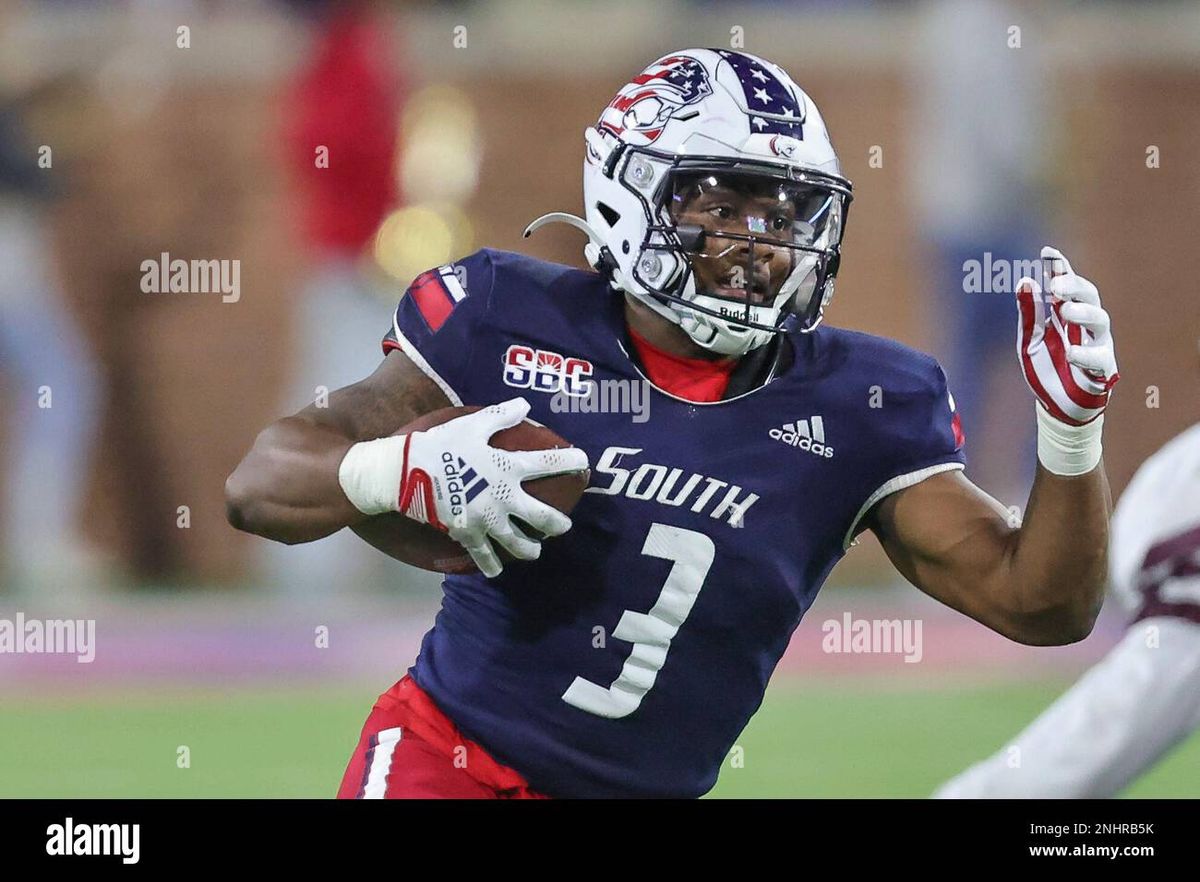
[{"x1": 284, "y1": 4, "x2": 404, "y2": 258}]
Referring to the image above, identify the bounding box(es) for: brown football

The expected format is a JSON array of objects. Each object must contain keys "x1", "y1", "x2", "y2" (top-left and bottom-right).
[{"x1": 350, "y1": 406, "x2": 590, "y2": 574}]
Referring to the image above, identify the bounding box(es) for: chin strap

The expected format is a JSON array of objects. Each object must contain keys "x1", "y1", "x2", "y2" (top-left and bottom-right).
[{"x1": 522, "y1": 212, "x2": 627, "y2": 289}]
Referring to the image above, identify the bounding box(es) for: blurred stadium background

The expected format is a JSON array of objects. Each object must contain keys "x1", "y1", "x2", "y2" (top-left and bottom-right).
[{"x1": 1, "y1": 0, "x2": 1197, "y2": 797}]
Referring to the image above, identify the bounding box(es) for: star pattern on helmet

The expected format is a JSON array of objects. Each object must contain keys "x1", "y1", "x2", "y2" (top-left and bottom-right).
[{"x1": 715, "y1": 49, "x2": 805, "y2": 137}]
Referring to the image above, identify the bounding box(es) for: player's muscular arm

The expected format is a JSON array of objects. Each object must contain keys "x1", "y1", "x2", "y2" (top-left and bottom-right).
[
  {"x1": 867, "y1": 466, "x2": 1112, "y2": 645},
  {"x1": 224, "y1": 351, "x2": 451, "y2": 544},
  {"x1": 870, "y1": 247, "x2": 1120, "y2": 646}
]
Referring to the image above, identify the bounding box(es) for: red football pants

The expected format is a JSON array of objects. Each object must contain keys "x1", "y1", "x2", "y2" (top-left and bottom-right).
[{"x1": 337, "y1": 675, "x2": 549, "y2": 799}]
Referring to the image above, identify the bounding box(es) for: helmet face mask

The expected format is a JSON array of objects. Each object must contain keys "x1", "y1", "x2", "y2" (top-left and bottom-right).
[
  {"x1": 577, "y1": 49, "x2": 854, "y2": 357},
  {"x1": 640, "y1": 160, "x2": 849, "y2": 340}
]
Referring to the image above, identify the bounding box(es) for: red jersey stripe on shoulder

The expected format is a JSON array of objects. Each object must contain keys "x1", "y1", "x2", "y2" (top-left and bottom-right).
[
  {"x1": 408, "y1": 270, "x2": 455, "y2": 332},
  {"x1": 951, "y1": 411, "x2": 965, "y2": 450}
]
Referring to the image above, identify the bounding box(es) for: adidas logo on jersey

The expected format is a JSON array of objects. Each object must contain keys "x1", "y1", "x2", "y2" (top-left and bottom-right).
[{"x1": 769, "y1": 416, "x2": 834, "y2": 458}]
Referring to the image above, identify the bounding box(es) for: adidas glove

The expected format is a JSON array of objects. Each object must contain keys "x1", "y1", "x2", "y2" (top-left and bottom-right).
[
  {"x1": 1016, "y1": 246, "x2": 1120, "y2": 476},
  {"x1": 338, "y1": 398, "x2": 589, "y2": 577}
]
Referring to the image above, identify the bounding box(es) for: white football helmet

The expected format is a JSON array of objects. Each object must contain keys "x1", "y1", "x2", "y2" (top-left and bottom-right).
[{"x1": 525, "y1": 49, "x2": 853, "y2": 356}]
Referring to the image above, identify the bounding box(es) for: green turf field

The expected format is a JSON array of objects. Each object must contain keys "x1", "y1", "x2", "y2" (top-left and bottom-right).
[{"x1": 1, "y1": 678, "x2": 1195, "y2": 798}]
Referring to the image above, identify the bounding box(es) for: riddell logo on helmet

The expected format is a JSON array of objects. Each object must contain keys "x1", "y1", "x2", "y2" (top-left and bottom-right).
[
  {"x1": 717, "y1": 305, "x2": 759, "y2": 319},
  {"x1": 769, "y1": 416, "x2": 834, "y2": 458}
]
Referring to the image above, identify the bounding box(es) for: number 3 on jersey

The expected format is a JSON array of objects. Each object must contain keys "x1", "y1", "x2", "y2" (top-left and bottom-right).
[{"x1": 561, "y1": 523, "x2": 715, "y2": 719}]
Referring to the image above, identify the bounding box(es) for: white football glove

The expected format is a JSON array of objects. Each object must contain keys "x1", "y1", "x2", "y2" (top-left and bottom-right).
[
  {"x1": 1015, "y1": 246, "x2": 1120, "y2": 476},
  {"x1": 1016, "y1": 246, "x2": 1120, "y2": 426},
  {"x1": 339, "y1": 398, "x2": 590, "y2": 577}
]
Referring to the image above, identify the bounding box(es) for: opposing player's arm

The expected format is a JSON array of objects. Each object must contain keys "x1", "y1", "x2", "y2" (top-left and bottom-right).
[
  {"x1": 224, "y1": 349, "x2": 451, "y2": 545},
  {"x1": 935, "y1": 616, "x2": 1200, "y2": 798},
  {"x1": 867, "y1": 465, "x2": 1111, "y2": 646}
]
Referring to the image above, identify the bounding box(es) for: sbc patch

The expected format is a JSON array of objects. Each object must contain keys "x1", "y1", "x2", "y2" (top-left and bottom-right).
[{"x1": 503, "y1": 345, "x2": 594, "y2": 398}]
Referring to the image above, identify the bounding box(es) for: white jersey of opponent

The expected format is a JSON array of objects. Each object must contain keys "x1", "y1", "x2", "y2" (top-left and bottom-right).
[{"x1": 934, "y1": 422, "x2": 1200, "y2": 798}]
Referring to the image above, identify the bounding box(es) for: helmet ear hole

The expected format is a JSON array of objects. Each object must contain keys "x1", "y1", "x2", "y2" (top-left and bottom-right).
[{"x1": 596, "y1": 202, "x2": 621, "y2": 227}]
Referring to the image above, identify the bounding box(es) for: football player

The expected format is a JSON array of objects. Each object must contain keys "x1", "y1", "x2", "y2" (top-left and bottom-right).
[
  {"x1": 225, "y1": 49, "x2": 1121, "y2": 798},
  {"x1": 935, "y1": 422, "x2": 1200, "y2": 799}
]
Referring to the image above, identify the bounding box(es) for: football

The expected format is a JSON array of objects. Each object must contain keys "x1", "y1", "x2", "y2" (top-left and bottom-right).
[{"x1": 350, "y1": 406, "x2": 590, "y2": 574}]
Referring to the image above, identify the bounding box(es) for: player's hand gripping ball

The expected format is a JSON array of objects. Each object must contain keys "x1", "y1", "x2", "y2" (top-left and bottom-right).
[
  {"x1": 352, "y1": 399, "x2": 590, "y2": 577},
  {"x1": 1015, "y1": 246, "x2": 1119, "y2": 426}
]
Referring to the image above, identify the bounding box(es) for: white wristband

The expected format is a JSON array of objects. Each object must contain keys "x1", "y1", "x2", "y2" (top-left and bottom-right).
[
  {"x1": 338, "y1": 436, "x2": 409, "y2": 515},
  {"x1": 1035, "y1": 404, "x2": 1103, "y2": 476}
]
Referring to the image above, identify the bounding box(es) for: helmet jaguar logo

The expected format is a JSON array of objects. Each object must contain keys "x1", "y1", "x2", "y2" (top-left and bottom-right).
[
  {"x1": 597, "y1": 55, "x2": 712, "y2": 146},
  {"x1": 768, "y1": 135, "x2": 801, "y2": 159}
]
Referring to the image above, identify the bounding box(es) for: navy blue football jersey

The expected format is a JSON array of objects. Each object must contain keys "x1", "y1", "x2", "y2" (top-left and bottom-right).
[{"x1": 379, "y1": 248, "x2": 966, "y2": 798}]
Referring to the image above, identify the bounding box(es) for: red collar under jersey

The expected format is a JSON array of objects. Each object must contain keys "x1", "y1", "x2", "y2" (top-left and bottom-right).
[{"x1": 627, "y1": 326, "x2": 738, "y2": 403}]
